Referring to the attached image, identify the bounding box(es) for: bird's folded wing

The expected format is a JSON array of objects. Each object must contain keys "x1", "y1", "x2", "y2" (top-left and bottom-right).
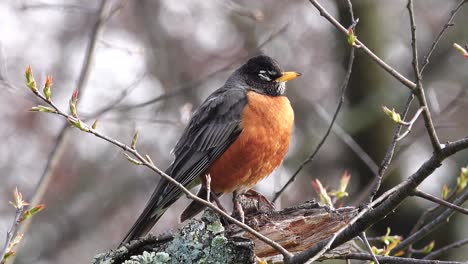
[{"x1": 148, "y1": 87, "x2": 248, "y2": 216}]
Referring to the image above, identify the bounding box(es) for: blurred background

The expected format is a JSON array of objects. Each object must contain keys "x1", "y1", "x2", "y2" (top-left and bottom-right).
[{"x1": 0, "y1": 0, "x2": 467, "y2": 263}]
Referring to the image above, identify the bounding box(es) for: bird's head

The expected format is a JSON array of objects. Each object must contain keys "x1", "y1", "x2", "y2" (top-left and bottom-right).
[{"x1": 236, "y1": 55, "x2": 301, "y2": 96}]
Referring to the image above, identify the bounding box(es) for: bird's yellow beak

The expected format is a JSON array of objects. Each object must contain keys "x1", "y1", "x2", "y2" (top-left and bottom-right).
[{"x1": 274, "y1": 71, "x2": 302, "y2": 83}]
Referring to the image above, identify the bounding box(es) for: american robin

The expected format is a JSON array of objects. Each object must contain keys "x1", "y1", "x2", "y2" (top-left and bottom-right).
[{"x1": 121, "y1": 55, "x2": 301, "y2": 244}]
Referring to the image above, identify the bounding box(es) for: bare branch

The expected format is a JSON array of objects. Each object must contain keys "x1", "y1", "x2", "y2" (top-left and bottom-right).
[
  {"x1": 361, "y1": 93, "x2": 414, "y2": 206},
  {"x1": 335, "y1": 253, "x2": 464, "y2": 264},
  {"x1": 423, "y1": 238, "x2": 468, "y2": 260},
  {"x1": 289, "y1": 136, "x2": 468, "y2": 263},
  {"x1": 359, "y1": 232, "x2": 380, "y2": 264},
  {"x1": 313, "y1": 103, "x2": 379, "y2": 175},
  {"x1": 413, "y1": 189, "x2": 468, "y2": 215},
  {"x1": 396, "y1": 106, "x2": 425, "y2": 141},
  {"x1": 82, "y1": 72, "x2": 147, "y2": 120},
  {"x1": 308, "y1": 0, "x2": 416, "y2": 90},
  {"x1": 420, "y1": 0, "x2": 468, "y2": 73},
  {"x1": 0, "y1": 207, "x2": 25, "y2": 262},
  {"x1": 390, "y1": 189, "x2": 468, "y2": 254},
  {"x1": 407, "y1": 0, "x2": 442, "y2": 152}
]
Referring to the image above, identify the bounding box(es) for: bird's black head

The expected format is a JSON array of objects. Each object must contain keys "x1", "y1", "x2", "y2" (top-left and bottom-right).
[{"x1": 234, "y1": 55, "x2": 301, "y2": 96}]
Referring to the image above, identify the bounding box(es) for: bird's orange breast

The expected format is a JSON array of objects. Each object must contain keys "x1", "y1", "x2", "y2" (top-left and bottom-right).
[{"x1": 207, "y1": 91, "x2": 294, "y2": 193}]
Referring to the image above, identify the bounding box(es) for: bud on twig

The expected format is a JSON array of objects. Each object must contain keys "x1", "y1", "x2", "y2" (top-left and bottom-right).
[
  {"x1": 347, "y1": 28, "x2": 357, "y2": 46},
  {"x1": 30, "y1": 105, "x2": 56, "y2": 113},
  {"x1": 25, "y1": 66, "x2": 37, "y2": 93},
  {"x1": 69, "y1": 90, "x2": 79, "y2": 118},
  {"x1": 20, "y1": 204, "x2": 45, "y2": 222},
  {"x1": 131, "y1": 131, "x2": 139, "y2": 149},
  {"x1": 329, "y1": 171, "x2": 351, "y2": 200},
  {"x1": 453, "y1": 43, "x2": 468, "y2": 58},
  {"x1": 67, "y1": 117, "x2": 89, "y2": 132},
  {"x1": 91, "y1": 120, "x2": 98, "y2": 130},
  {"x1": 347, "y1": 18, "x2": 360, "y2": 47},
  {"x1": 124, "y1": 153, "x2": 142, "y2": 165},
  {"x1": 9, "y1": 187, "x2": 29, "y2": 209},
  {"x1": 456, "y1": 166, "x2": 467, "y2": 193},
  {"x1": 311, "y1": 179, "x2": 333, "y2": 208},
  {"x1": 43, "y1": 75, "x2": 53, "y2": 101},
  {"x1": 382, "y1": 106, "x2": 402, "y2": 123},
  {"x1": 422, "y1": 241, "x2": 435, "y2": 254},
  {"x1": 442, "y1": 184, "x2": 450, "y2": 200}
]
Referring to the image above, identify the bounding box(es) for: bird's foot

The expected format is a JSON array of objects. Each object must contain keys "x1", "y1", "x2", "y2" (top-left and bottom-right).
[{"x1": 232, "y1": 190, "x2": 245, "y2": 223}]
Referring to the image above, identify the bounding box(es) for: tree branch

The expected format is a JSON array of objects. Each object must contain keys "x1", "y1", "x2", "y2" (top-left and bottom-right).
[
  {"x1": 335, "y1": 252, "x2": 464, "y2": 264},
  {"x1": 288, "y1": 136, "x2": 468, "y2": 263},
  {"x1": 362, "y1": 93, "x2": 414, "y2": 206},
  {"x1": 413, "y1": 189, "x2": 468, "y2": 215},
  {"x1": 308, "y1": 0, "x2": 416, "y2": 90},
  {"x1": 390, "y1": 189, "x2": 468, "y2": 254},
  {"x1": 423, "y1": 238, "x2": 468, "y2": 260},
  {"x1": 420, "y1": 0, "x2": 468, "y2": 73},
  {"x1": 359, "y1": 232, "x2": 380, "y2": 264},
  {"x1": 407, "y1": 0, "x2": 442, "y2": 152}
]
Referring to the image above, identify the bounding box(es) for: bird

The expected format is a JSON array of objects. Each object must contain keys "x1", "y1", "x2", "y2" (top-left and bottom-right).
[{"x1": 121, "y1": 55, "x2": 301, "y2": 245}]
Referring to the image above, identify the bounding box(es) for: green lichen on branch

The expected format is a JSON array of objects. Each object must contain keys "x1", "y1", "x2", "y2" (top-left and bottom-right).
[{"x1": 93, "y1": 209, "x2": 255, "y2": 264}]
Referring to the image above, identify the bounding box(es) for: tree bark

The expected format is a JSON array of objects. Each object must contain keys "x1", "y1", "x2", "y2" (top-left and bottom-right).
[{"x1": 94, "y1": 197, "x2": 357, "y2": 264}]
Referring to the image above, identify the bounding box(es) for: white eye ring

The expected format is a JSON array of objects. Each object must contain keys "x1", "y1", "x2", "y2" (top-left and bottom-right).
[{"x1": 258, "y1": 73, "x2": 271, "y2": 81}]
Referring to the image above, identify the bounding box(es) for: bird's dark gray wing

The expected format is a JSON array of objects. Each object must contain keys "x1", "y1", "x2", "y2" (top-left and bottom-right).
[{"x1": 121, "y1": 87, "x2": 247, "y2": 244}]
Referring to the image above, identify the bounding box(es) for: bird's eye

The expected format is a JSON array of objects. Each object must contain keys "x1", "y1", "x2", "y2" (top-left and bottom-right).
[{"x1": 258, "y1": 70, "x2": 272, "y2": 81}]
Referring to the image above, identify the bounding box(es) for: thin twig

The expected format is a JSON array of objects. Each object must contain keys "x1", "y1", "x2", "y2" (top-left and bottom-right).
[
  {"x1": 313, "y1": 103, "x2": 379, "y2": 176},
  {"x1": 359, "y1": 232, "x2": 380, "y2": 264},
  {"x1": 19, "y1": 3, "x2": 95, "y2": 13},
  {"x1": 405, "y1": 188, "x2": 460, "y2": 258},
  {"x1": 413, "y1": 189, "x2": 468, "y2": 215},
  {"x1": 272, "y1": 1, "x2": 356, "y2": 202},
  {"x1": 361, "y1": 93, "x2": 414, "y2": 206},
  {"x1": 29, "y1": 86, "x2": 294, "y2": 260},
  {"x1": 290, "y1": 187, "x2": 397, "y2": 263},
  {"x1": 76, "y1": 0, "x2": 114, "y2": 97},
  {"x1": 390, "y1": 189, "x2": 468, "y2": 254},
  {"x1": 407, "y1": 0, "x2": 442, "y2": 152},
  {"x1": 396, "y1": 106, "x2": 425, "y2": 141},
  {"x1": 420, "y1": 0, "x2": 468, "y2": 73},
  {"x1": 13, "y1": 0, "x2": 116, "y2": 260},
  {"x1": 423, "y1": 238, "x2": 468, "y2": 260},
  {"x1": 335, "y1": 253, "x2": 464, "y2": 264},
  {"x1": 82, "y1": 72, "x2": 147, "y2": 120},
  {"x1": 308, "y1": 0, "x2": 416, "y2": 90},
  {"x1": 0, "y1": 207, "x2": 24, "y2": 262}
]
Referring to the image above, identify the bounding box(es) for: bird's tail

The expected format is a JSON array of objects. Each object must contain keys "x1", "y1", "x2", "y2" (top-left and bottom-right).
[
  {"x1": 120, "y1": 168, "x2": 176, "y2": 246},
  {"x1": 120, "y1": 203, "x2": 168, "y2": 246}
]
